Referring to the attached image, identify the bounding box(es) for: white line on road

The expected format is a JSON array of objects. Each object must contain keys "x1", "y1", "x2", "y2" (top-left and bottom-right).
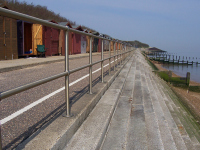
[{"x1": 1, "y1": 60, "x2": 115, "y2": 125}]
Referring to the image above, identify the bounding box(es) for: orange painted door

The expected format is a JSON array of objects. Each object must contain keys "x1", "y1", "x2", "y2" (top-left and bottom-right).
[{"x1": 32, "y1": 24, "x2": 43, "y2": 55}]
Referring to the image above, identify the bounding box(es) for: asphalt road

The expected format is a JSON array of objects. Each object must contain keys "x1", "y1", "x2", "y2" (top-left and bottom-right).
[{"x1": 0, "y1": 53, "x2": 120, "y2": 149}]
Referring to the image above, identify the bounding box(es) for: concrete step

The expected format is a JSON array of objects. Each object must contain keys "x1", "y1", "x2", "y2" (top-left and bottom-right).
[
  {"x1": 101, "y1": 58, "x2": 136, "y2": 150},
  {"x1": 140, "y1": 64, "x2": 164, "y2": 150},
  {"x1": 159, "y1": 82, "x2": 199, "y2": 150},
  {"x1": 144, "y1": 67, "x2": 177, "y2": 149},
  {"x1": 148, "y1": 73, "x2": 188, "y2": 150},
  {"x1": 154, "y1": 76, "x2": 200, "y2": 149},
  {"x1": 63, "y1": 55, "x2": 134, "y2": 150},
  {"x1": 124, "y1": 61, "x2": 148, "y2": 150}
]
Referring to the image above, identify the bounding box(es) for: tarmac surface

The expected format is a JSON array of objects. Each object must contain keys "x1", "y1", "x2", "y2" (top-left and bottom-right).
[{"x1": 0, "y1": 52, "x2": 103, "y2": 73}]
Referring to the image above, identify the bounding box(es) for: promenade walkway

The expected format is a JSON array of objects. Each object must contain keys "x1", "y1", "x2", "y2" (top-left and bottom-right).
[
  {"x1": 65, "y1": 50, "x2": 200, "y2": 150},
  {"x1": 12, "y1": 49, "x2": 200, "y2": 150},
  {"x1": 0, "y1": 52, "x2": 105, "y2": 73}
]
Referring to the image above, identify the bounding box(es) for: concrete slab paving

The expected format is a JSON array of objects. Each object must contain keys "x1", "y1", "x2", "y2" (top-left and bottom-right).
[{"x1": 126, "y1": 104, "x2": 148, "y2": 150}]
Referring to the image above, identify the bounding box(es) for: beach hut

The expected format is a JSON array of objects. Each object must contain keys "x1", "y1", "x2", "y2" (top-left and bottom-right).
[
  {"x1": 102, "y1": 34, "x2": 110, "y2": 51},
  {"x1": 86, "y1": 35, "x2": 90, "y2": 53},
  {"x1": 98, "y1": 38, "x2": 102, "y2": 52},
  {"x1": 71, "y1": 25, "x2": 84, "y2": 54},
  {"x1": 86, "y1": 30, "x2": 93, "y2": 53},
  {"x1": 81, "y1": 29, "x2": 87, "y2": 54},
  {"x1": 110, "y1": 41, "x2": 114, "y2": 51},
  {"x1": 115, "y1": 42, "x2": 118, "y2": 50},
  {"x1": 17, "y1": 21, "x2": 43, "y2": 57},
  {"x1": 58, "y1": 22, "x2": 73, "y2": 55},
  {"x1": 17, "y1": 20, "x2": 33, "y2": 56},
  {"x1": 92, "y1": 32, "x2": 100, "y2": 52},
  {"x1": 17, "y1": 20, "x2": 59, "y2": 57},
  {"x1": 43, "y1": 20, "x2": 60, "y2": 56},
  {"x1": 0, "y1": 6, "x2": 18, "y2": 60}
]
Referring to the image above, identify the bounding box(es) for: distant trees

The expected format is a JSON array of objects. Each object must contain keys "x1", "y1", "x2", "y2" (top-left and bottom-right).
[
  {"x1": 127, "y1": 40, "x2": 149, "y2": 48},
  {"x1": 0, "y1": 0, "x2": 75, "y2": 23}
]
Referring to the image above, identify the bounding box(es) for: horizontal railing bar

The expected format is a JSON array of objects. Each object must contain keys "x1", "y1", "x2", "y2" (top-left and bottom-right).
[
  {"x1": 0, "y1": 50, "x2": 132, "y2": 101},
  {"x1": 0, "y1": 7, "x2": 127, "y2": 42},
  {"x1": 70, "y1": 50, "x2": 131, "y2": 74},
  {"x1": 70, "y1": 63, "x2": 91, "y2": 74},
  {"x1": 0, "y1": 72, "x2": 69, "y2": 100}
]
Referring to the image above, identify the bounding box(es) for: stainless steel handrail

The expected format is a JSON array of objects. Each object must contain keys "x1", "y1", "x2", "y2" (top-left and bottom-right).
[
  {"x1": 0, "y1": 7, "x2": 133, "y2": 150},
  {"x1": 0, "y1": 51, "x2": 130, "y2": 100}
]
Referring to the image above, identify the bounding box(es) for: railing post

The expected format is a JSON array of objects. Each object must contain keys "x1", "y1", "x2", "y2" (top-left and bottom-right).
[
  {"x1": 65, "y1": 30, "x2": 71, "y2": 117},
  {"x1": 120, "y1": 44, "x2": 122, "y2": 65},
  {"x1": 124, "y1": 45, "x2": 126, "y2": 60},
  {"x1": 89, "y1": 36, "x2": 93, "y2": 94},
  {"x1": 114, "y1": 42, "x2": 116, "y2": 71},
  {"x1": 117, "y1": 43, "x2": 118, "y2": 66},
  {"x1": 101, "y1": 39, "x2": 104, "y2": 83},
  {"x1": 109, "y1": 41, "x2": 111, "y2": 75},
  {"x1": 0, "y1": 122, "x2": 2, "y2": 150},
  {"x1": 124, "y1": 45, "x2": 126, "y2": 61}
]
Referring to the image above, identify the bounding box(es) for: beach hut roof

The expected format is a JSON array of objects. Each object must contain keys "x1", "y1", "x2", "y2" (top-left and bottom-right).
[
  {"x1": 58, "y1": 22, "x2": 72, "y2": 28},
  {"x1": 101, "y1": 34, "x2": 112, "y2": 39},
  {"x1": 45, "y1": 19, "x2": 58, "y2": 24},
  {"x1": 84, "y1": 29, "x2": 88, "y2": 33},
  {"x1": 92, "y1": 31, "x2": 100, "y2": 36},
  {"x1": 72, "y1": 25, "x2": 84, "y2": 31}
]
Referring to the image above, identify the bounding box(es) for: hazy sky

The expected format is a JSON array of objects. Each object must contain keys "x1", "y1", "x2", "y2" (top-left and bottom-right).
[{"x1": 18, "y1": 0, "x2": 200, "y2": 55}]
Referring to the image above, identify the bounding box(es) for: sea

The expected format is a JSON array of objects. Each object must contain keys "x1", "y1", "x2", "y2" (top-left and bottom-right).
[
  {"x1": 162, "y1": 64, "x2": 200, "y2": 83},
  {"x1": 149, "y1": 51, "x2": 200, "y2": 83}
]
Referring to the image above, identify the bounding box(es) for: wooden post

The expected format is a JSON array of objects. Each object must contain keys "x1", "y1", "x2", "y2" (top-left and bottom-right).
[{"x1": 186, "y1": 72, "x2": 190, "y2": 87}]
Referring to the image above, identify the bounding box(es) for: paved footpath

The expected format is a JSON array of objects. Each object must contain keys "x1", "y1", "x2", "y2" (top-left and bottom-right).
[
  {"x1": 64, "y1": 50, "x2": 200, "y2": 150},
  {"x1": 0, "y1": 52, "x2": 105, "y2": 73}
]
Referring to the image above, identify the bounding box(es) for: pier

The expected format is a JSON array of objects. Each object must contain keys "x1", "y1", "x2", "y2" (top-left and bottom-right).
[{"x1": 147, "y1": 52, "x2": 200, "y2": 66}]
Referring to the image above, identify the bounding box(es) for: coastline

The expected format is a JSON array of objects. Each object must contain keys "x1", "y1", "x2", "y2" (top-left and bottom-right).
[
  {"x1": 152, "y1": 60, "x2": 200, "y2": 86},
  {"x1": 151, "y1": 60, "x2": 200, "y2": 121}
]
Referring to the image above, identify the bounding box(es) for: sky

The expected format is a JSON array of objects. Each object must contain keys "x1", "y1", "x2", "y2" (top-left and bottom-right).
[{"x1": 18, "y1": 0, "x2": 200, "y2": 55}]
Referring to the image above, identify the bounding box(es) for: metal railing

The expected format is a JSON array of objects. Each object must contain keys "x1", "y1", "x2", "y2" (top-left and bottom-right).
[{"x1": 0, "y1": 7, "x2": 133, "y2": 149}]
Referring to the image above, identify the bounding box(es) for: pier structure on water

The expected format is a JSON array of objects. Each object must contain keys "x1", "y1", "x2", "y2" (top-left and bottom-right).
[{"x1": 147, "y1": 52, "x2": 200, "y2": 66}]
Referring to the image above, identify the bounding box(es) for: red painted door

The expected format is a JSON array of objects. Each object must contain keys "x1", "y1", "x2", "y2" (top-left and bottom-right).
[
  {"x1": 43, "y1": 26, "x2": 51, "y2": 56},
  {"x1": 51, "y1": 28, "x2": 59, "y2": 55},
  {"x1": 43, "y1": 26, "x2": 59, "y2": 56},
  {"x1": 73, "y1": 33, "x2": 81, "y2": 54}
]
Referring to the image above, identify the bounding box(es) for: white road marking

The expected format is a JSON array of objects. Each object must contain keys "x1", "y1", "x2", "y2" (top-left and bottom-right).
[{"x1": 0, "y1": 60, "x2": 115, "y2": 125}]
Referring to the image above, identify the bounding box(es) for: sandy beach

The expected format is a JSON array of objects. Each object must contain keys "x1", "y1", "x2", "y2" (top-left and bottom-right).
[{"x1": 151, "y1": 60, "x2": 200, "y2": 121}]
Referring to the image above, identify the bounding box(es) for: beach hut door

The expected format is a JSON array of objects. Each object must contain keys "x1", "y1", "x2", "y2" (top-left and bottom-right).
[
  {"x1": 81, "y1": 36, "x2": 86, "y2": 53},
  {"x1": 32, "y1": 24, "x2": 43, "y2": 55}
]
